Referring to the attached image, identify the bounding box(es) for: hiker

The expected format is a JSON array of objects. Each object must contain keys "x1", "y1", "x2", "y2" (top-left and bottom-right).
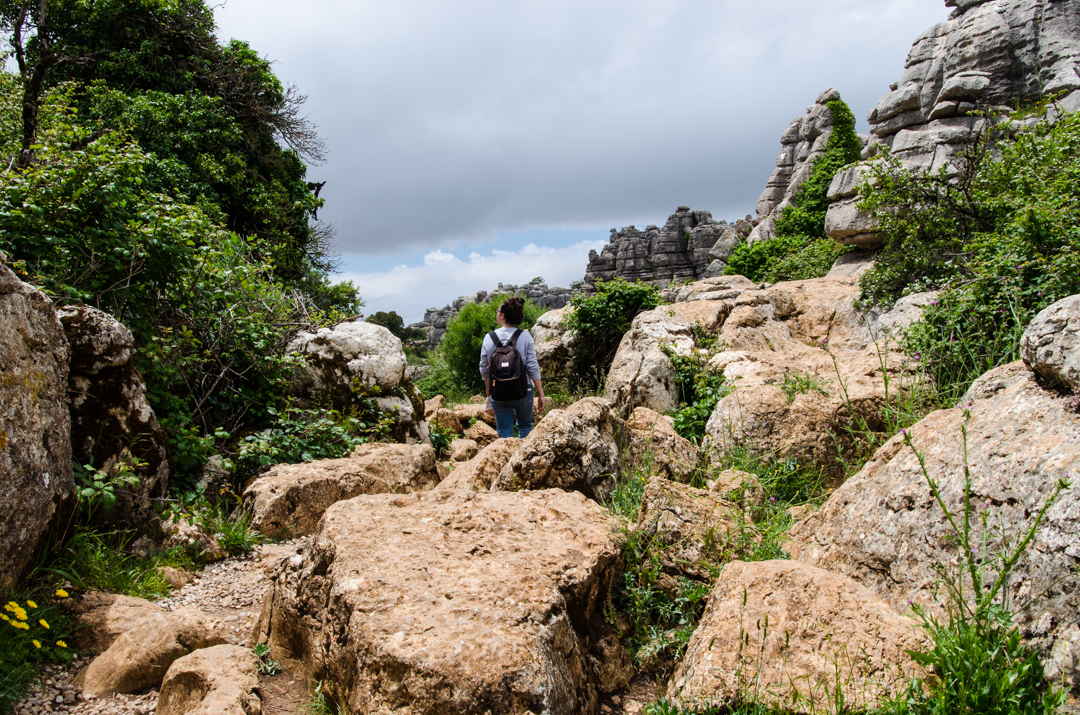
[{"x1": 479, "y1": 296, "x2": 546, "y2": 438}]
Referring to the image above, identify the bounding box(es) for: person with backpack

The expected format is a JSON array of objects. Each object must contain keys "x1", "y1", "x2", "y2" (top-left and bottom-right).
[{"x1": 479, "y1": 296, "x2": 545, "y2": 438}]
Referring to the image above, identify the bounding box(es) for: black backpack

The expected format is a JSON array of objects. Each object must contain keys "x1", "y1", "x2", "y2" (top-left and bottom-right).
[{"x1": 488, "y1": 329, "x2": 529, "y2": 401}]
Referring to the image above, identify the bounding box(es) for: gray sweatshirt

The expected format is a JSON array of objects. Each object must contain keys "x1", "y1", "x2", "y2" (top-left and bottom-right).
[{"x1": 479, "y1": 327, "x2": 541, "y2": 382}]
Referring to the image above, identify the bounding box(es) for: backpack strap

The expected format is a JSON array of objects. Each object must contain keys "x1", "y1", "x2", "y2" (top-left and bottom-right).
[
  {"x1": 509, "y1": 328, "x2": 523, "y2": 346},
  {"x1": 488, "y1": 330, "x2": 503, "y2": 347}
]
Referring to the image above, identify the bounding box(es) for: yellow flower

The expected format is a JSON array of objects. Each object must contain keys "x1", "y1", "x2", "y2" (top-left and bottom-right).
[
  {"x1": 12, "y1": 620, "x2": 29, "y2": 630},
  {"x1": 26, "y1": 600, "x2": 37, "y2": 609},
  {"x1": 56, "y1": 640, "x2": 67, "y2": 648},
  {"x1": 38, "y1": 619, "x2": 49, "y2": 629},
  {"x1": 0, "y1": 613, "x2": 8, "y2": 621},
  {"x1": 32, "y1": 640, "x2": 41, "y2": 648},
  {"x1": 4, "y1": 603, "x2": 27, "y2": 621},
  {"x1": 54, "y1": 589, "x2": 69, "y2": 599}
]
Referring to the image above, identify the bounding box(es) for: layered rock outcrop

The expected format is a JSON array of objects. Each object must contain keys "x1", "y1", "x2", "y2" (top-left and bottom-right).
[
  {"x1": 59, "y1": 305, "x2": 170, "y2": 529},
  {"x1": 260, "y1": 489, "x2": 624, "y2": 715},
  {"x1": 583, "y1": 207, "x2": 754, "y2": 289},
  {"x1": 668, "y1": 560, "x2": 926, "y2": 714},
  {"x1": 286, "y1": 320, "x2": 427, "y2": 443},
  {"x1": 789, "y1": 359, "x2": 1080, "y2": 699},
  {"x1": 0, "y1": 262, "x2": 72, "y2": 588},
  {"x1": 826, "y1": 0, "x2": 1080, "y2": 248}
]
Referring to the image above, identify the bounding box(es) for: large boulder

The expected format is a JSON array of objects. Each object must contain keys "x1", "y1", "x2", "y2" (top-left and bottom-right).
[
  {"x1": 532, "y1": 305, "x2": 578, "y2": 388},
  {"x1": 668, "y1": 560, "x2": 926, "y2": 714},
  {"x1": 68, "y1": 591, "x2": 166, "y2": 653},
  {"x1": 788, "y1": 360, "x2": 1080, "y2": 700},
  {"x1": 0, "y1": 262, "x2": 72, "y2": 588},
  {"x1": 259, "y1": 489, "x2": 624, "y2": 715},
  {"x1": 59, "y1": 305, "x2": 170, "y2": 529},
  {"x1": 1021, "y1": 294, "x2": 1080, "y2": 393},
  {"x1": 157, "y1": 644, "x2": 262, "y2": 715},
  {"x1": 243, "y1": 442, "x2": 442, "y2": 537},
  {"x1": 286, "y1": 320, "x2": 427, "y2": 443},
  {"x1": 625, "y1": 408, "x2": 700, "y2": 482},
  {"x1": 491, "y1": 398, "x2": 627, "y2": 503},
  {"x1": 435, "y1": 438, "x2": 522, "y2": 492},
  {"x1": 634, "y1": 477, "x2": 740, "y2": 581},
  {"x1": 74, "y1": 607, "x2": 228, "y2": 696}
]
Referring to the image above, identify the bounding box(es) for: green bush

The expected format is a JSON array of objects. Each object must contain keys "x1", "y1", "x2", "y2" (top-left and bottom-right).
[
  {"x1": 662, "y1": 346, "x2": 729, "y2": 444},
  {"x1": 436, "y1": 293, "x2": 544, "y2": 396},
  {"x1": 725, "y1": 97, "x2": 860, "y2": 283},
  {"x1": 0, "y1": 592, "x2": 74, "y2": 712},
  {"x1": 566, "y1": 278, "x2": 662, "y2": 389},
  {"x1": 859, "y1": 108, "x2": 1080, "y2": 404}
]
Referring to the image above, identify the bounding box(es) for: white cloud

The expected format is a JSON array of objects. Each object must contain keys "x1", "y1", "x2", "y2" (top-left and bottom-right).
[{"x1": 335, "y1": 240, "x2": 606, "y2": 324}]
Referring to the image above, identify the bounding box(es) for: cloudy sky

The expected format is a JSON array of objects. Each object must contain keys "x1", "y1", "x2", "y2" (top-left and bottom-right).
[{"x1": 214, "y1": 0, "x2": 950, "y2": 322}]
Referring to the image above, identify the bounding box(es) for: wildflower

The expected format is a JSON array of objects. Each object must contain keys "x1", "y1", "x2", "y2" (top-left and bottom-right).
[
  {"x1": 32, "y1": 640, "x2": 41, "y2": 648},
  {"x1": 0, "y1": 613, "x2": 8, "y2": 622},
  {"x1": 56, "y1": 640, "x2": 67, "y2": 648},
  {"x1": 4, "y1": 602, "x2": 27, "y2": 621},
  {"x1": 11, "y1": 620, "x2": 29, "y2": 630},
  {"x1": 38, "y1": 619, "x2": 49, "y2": 629},
  {"x1": 54, "y1": 588, "x2": 69, "y2": 599},
  {"x1": 26, "y1": 600, "x2": 37, "y2": 609}
]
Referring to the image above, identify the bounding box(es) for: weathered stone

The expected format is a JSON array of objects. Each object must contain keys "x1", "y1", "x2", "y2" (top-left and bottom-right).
[
  {"x1": 243, "y1": 442, "x2": 442, "y2": 537},
  {"x1": 68, "y1": 592, "x2": 166, "y2": 653},
  {"x1": 708, "y1": 469, "x2": 766, "y2": 511},
  {"x1": 491, "y1": 398, "x2": 626, "y2": 503},
  {"x1": 0, "y1": 263, "x2": 72, "y2": 588},
  {"x1": 157, "y1": 644, "x2": 262, "y2": 715},
  {"x1": 869, "y1": 82, "x2": 923, "y2": 123},
  {"x1": 625, "y1": 407, "x2": 700, "y2": 482},
  {"x1": 261, "y1": 489, "x2": 624, "y2": 715},
  {"x1": 449, "y1": 438, "x2": 479, "y2": 462},
  {"x1": 825, "y1": 196, "x2": 879, "y2": 245},
  {"x1": 634, "y1": 477, "x2": 740, "y2": 581},
  {"x1": 826, "y1": 251, "x2": 876, "y2": 280},
  {"x1": 434, "y1": 438, "x2": 521, "y2": 492},
  {"x1": 75, "y1": 607, "x2": 228, "y2": 696},
  {"x1": 162, "y1": 516, "x2": 228, "y2": 564},
  {"x1": 871, "y1": 291, "x2": 939, "y2": 338},
  {"x1": 424, "y1": 394, "x2": 444, "y2": 419},
  {"x1": 532, "y1": 305, "x2": 579, "y2": 387},
  {"x1": 451, "y1": 402, "x2": 496, "y2": 428},
  {"x1": 59, "y1": 305, "x2": 169, "y2": 530},
  {"x1": 430, "y1": 408, "x2": 464, "y2": 434},
  {"x1": 788, "y1": 361, "x2": 1080, "y2": 700},
  {"x1": 668, "y1": 560, "x2": 926, "y2": 714},
  {"x1": 1021, "y1": 294, "x2": 1080, "y2": 392},
  {"x1": 464, "y1": 419, "x2": 498, "y2": 447}
]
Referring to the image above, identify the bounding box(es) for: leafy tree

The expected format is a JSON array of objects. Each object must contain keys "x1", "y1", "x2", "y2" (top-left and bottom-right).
[
  {"x1": 858, "y1": 107, "x2": 1080, "y2": 403},
  {"x1": 566, "y1": 279, "x2": 662, "y2": 389},
  {"x1": 367, "y1": 311, "x2": 424, "y2": 342},
  {"x1": 726, "y1": 96, "x2": 861, "y2": 282},
  {"x1": 438, "y1": 294, "x2": 544, "y2": 396}
]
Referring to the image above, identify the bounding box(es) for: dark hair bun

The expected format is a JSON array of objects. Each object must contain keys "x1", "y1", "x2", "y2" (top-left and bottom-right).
[{"x1": 500, "y1": 296, "x2": 525, "y2": 325}]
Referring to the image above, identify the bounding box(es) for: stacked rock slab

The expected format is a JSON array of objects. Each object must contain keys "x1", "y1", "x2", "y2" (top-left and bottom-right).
[
  {"x1": 0, "y1": 262, "x2": 72, "y2": 588},
  {"x1": 583, "y1": 207, "x2": 754, "y2": 289},
  {"x1": 260, "y1": 489, "x2": 623, "y2": 715},
  {"x1": 825, "y1": 0, "x2": 1080, "y2": 248},
  {"x1": 747, "y1": 88, "x2": 868, "y2": 245},
  {"x1": 59, "y1": 305, "x2": 170, "y2": 529}
]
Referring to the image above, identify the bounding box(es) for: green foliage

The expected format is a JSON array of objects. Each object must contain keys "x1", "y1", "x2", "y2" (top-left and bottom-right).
[
  {"x1": 253, "y1": 643, "x2": 282, "y2": 676},
  {"x1": 0, "y1": 593, "x2": 74, "y2": 712},
  {"x1": 726, "y1": 97, "x2": 860, "y2": 282},
  {"x1": 72, "y1": 456, "x2": 143, "y2": 522},
  {"x1": 778, "y1": 372, "x2": 831, "y2": 403},
  {"x1": 529, "y1": 276, "x2": 545, "y2": 285},
  {"x1": 616, "y1": 530, "x2": 713, "y2": 677},
  {"x1": 859, "y1": 110, "x2": 1080, "y2": 403},
  {"x1": 367, "y1": 311, "x2": 425, "y2": 342},
  {"x1": 43, "y1": 528, "x2": 191, "y2": 600},
  {"x1": 428, "y1": 423, "x2": 455, "y2": 460},
  {"x1": 566, "y1": 278, "x2": 662, "y2": 389},
  {"x1": 414, "y1": 351, "x2": 472, "y2": 403},
  {"x1": 663, "y1": 346, "x2": 729, "y2": 444},
  {"x1": 885, "y1": 422, "x2": 1069, "y2": 715},
  {"x1": 437, "y1": 293, "x2": 544, "y2": 396},
  {"x1": 227, "y1": 402, "x2": 392, "y2": 483}
]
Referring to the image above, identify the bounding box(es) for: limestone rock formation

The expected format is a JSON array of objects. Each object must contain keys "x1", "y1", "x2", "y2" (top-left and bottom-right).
[
  {"x1": 788, "y1": 360, "x2": 1080, "y2": 699},
  {"x1": 749, "y1": 88, "x2": 868, "y2": 245},
  {"x1": 532, "y1": 305, "x2": 578, "y2": 387},
  {"x1": 491, "y1": 398, "x2": 627, "y2": 503},
  {"x1": 434, "y1": 438, "x2": 521, "y2": 492},
  {"x1": 162, "y1": 517, "x2": 228, "y2": 565},
  {"x1": 59, "y1": 305, "x2": 170, "y2": 529},
  {"x1": 584, "y1": 207, "x2": 755, "y2": 289},
  {"x1": 1021, "y1": 294, "x2": 1080, "y2": 392},
  {"x1": 410, "y1": 281, "x2": 574, "y2": 349},
  {"x1": 826, "y1": 0, "x2": 1080, "y2": 247},
  {"x1": 625, "y1": 407, "x2": 701, "y2": 482},
  {"x1": 157, "y1": 644, "x2": 262, "y2": 715},
  {"x1": 260, "y1": 488, "x2": 624, "y2": 715},
  {"x1": 75, "y1": 607, "x2": 228, "y2": 697},
  {"x1": 68, "y1": 592, "x2": 166, "y2": 653},
  {"x1": 634, "y1": 478, "x2": 740, "y2": 581},
  {"x1": 464, "y1": 419, "x2": 498, "y2": 447},
  {"x1": 243, "y1": 442, "x2": 442, "y2": 537},
  {"x1": 668, "y1": 560, "x2": 926, "y2": 714},
  {"x1": 0, "y1": 261, "x2": 72, "y2": 588},
  {"x1": 449, "y1": 438, "x2": 479, "y2": 462},
  {"x1": 285, "y1": 320, "x2": 427, "y2": 443}
]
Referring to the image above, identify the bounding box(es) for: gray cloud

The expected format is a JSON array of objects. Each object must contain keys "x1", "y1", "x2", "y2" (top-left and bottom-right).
[{"x1": 216, "y1": 0, "x2": 949, "y2": 257}]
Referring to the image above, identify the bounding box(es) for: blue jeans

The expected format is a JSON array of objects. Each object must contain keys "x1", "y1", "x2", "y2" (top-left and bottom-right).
[{"x1": 492, "y1": 386, "x2": 534, "y2": 439}]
